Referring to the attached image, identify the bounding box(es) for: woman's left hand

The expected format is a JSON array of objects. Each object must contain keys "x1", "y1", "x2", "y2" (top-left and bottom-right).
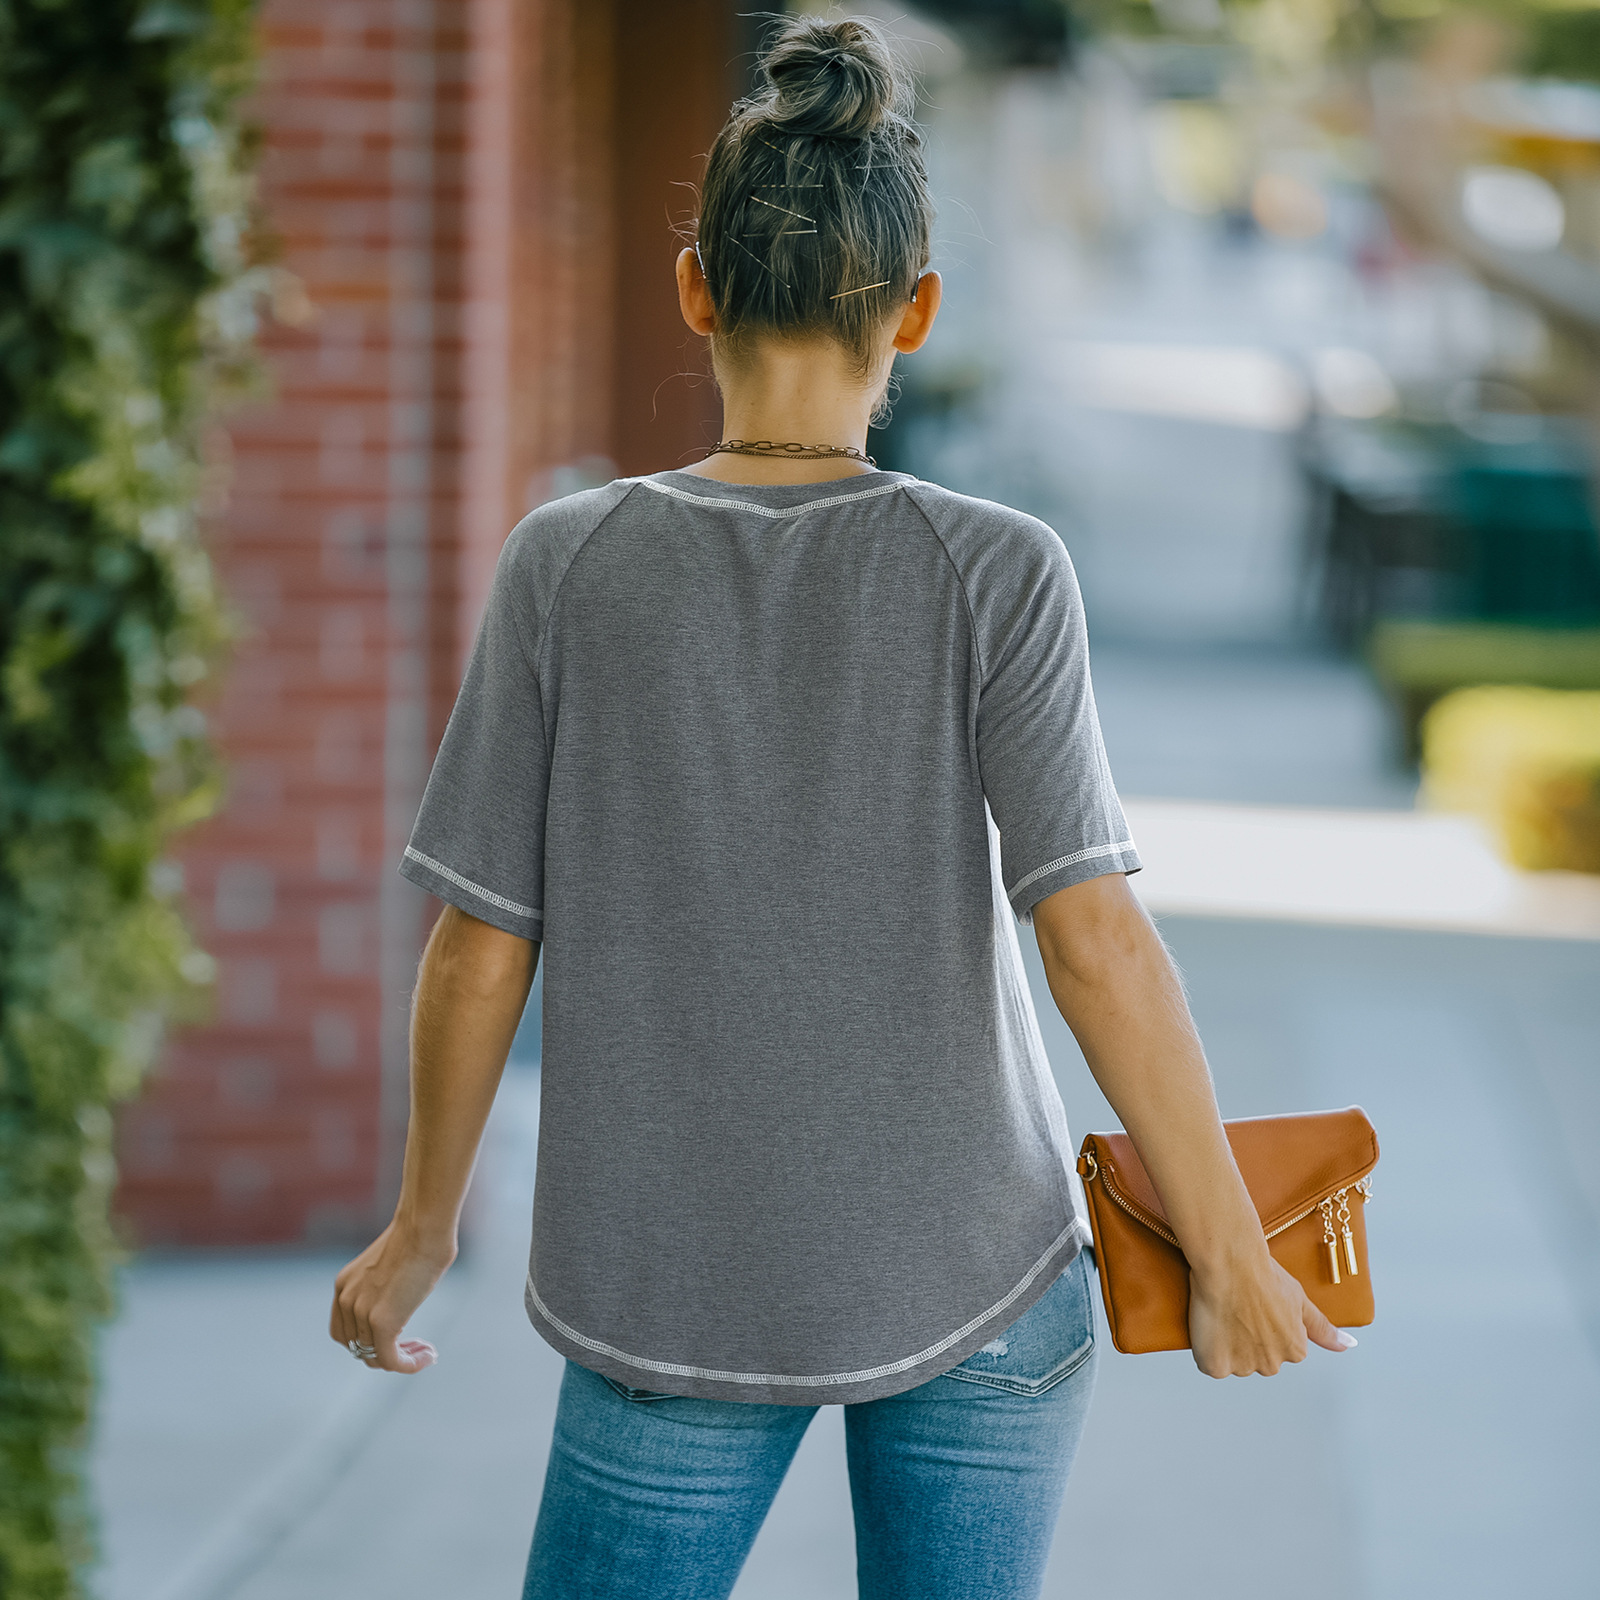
[{"x1": 329, "y1": 1220, "x2": 452, "y2": 1373}]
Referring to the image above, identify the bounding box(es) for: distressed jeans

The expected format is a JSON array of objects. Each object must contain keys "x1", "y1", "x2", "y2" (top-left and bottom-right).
[{"x1": 522, "y1": 1249, "x2": 1098, "y2": 1600}]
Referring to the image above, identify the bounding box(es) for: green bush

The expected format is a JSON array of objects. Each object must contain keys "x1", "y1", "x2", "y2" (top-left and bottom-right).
[
  {"x1": 0, "y1": 2, "x2": 259, "y2": 1593},
  {"x1": 1524, "y1": 8, "x2": 1600, "y2": 84}
]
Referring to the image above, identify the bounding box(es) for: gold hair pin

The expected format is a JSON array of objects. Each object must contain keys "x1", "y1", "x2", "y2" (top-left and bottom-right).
[
  {"x1": 758, "y1": 137, "x2": 817, "y2": 173},
  {"x1": 829, "y1": 280, "x2": 891, "y2": 299},
  {"x1": 749, "y1": 194, "x2": 815, "y2": 225},
  {"x1": 729, "y1": 236, "x2": 791, "y2": 290}
]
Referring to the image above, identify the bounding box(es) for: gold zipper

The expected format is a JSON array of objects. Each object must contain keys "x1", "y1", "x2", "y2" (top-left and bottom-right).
[
  {"x1": 1267, "y1": 1191, "x2": 1344, "y2": 1243},
  {"x1": 1081, "y1": 1151, "x2": 1373, "y2": 1272},
  {"x1": 1079, "y1": 1150, "x2": 1181, "y2": 1246},
  {"x1": 1260, "y1": 1177, "x2": 1376, "y2": 1248}
]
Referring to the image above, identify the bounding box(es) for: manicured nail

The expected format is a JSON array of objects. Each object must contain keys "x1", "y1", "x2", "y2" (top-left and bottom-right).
[{"x1": 1336, "y1": 1331, "x2": 1357, "y2": 1350}]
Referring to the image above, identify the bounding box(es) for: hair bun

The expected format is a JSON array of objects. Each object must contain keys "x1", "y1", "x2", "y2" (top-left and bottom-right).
[{"x1": 764, "y1": 17, "x2": 905, "y2": 139}]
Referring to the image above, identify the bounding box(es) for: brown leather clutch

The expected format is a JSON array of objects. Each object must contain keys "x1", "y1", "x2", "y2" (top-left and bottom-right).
[{"x1": 1075, "y1": 1107, "x2": 1379, "y2": 1354}]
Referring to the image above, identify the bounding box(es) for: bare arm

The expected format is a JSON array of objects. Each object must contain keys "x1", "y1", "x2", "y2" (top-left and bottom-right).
[
  {"x1": 330, "y1": 904, "x2": 537, "y2": 1372},
  {"x1": 1033, "y1": 873, "x2": 1350, "y2": 1377}
]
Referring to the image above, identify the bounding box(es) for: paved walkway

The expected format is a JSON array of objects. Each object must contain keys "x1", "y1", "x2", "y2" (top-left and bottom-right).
[
  {"x1": 94, "y1": 904, "x2": 1600, "y2": 1600},
  {"x1": 92, "y1": 651, "x2": 1600, "y2": 1600},
  {"x1": 1043, "y1": 917, "x2": 1600, "y2": 1600},
  {"x1": 93, "y1": 1062, "x2": 557, "y2": 1600}
]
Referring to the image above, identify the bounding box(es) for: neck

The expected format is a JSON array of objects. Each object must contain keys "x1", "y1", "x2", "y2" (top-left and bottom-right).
[{"x1": 682, "y1": 338, "x2": 884, "y2": 483}]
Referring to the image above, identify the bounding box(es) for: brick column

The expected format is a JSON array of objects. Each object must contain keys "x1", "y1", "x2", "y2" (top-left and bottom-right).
[
  {"x1": 117, "y1": 0, "x2": 743, "y2": 1248},
  {"x1": 117, "y1": 0, "x2": 477, "y2": 1245}
]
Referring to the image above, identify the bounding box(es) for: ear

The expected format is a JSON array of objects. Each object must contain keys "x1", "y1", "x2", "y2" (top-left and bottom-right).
[
  {"x1": 677, "y1": 247, "x2": 717, "y2": 336},
  {"x1": 891, "y1": 271, "x2": 942, "y2": 354}
]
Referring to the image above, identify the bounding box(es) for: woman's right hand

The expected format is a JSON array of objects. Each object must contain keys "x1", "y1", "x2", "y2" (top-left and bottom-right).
[
  {"x1": 1187, "y1": 1251, "x2": 1354, "y2": 1378},
  {"x1": 329, "y1": 1220, "x2": 452, "y2": 1374}
]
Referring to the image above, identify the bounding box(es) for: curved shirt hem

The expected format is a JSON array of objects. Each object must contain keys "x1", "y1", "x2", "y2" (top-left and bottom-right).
[{"x1": 522, "y1": 1219, "x2": 1091, "y2": 1407}]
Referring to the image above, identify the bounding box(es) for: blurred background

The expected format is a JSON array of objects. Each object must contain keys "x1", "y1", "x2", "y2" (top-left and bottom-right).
[{"x1": 79, "y1": 0, "x2": 1599, "y2": 1595}]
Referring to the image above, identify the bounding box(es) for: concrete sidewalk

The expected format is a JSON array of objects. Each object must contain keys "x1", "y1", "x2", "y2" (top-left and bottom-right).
[
  {"x1": 93, "y1": 915, "x2": 1600, "y2": 1600},
  {"x1": 90, "y1": 645, "x2": 1600, "y2": 1598},
  {"x1": 1043, "y1": 919, "x2": 1600, "y2": 1600},
  {"x1": 91, "y1": 1062, "x2": 557, "y2": 1600},
  {"x1": 743, "y1": 919, "x2": 1600, "y2": 1600}
]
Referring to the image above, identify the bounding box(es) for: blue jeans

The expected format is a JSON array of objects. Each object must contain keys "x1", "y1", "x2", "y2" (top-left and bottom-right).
[{"x1": 523, "y1": 1250, "x2": 1098, "y2": 1600}]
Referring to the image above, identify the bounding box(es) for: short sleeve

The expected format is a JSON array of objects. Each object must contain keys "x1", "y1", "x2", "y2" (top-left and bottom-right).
[
  {"x1": 974, "y1": 522, "x2": 1140, "y2": 922},
  {"x1": 398, "y1": 540, "x2": 548, "y2": 940}
]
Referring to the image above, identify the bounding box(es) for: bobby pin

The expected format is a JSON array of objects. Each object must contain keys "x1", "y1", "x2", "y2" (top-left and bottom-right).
[
  {"x1": 729, "y1": 236, "x2": 791, "y2": 290},
  {"x1": 758, "y1": 137, "x2": 817, "y2": 172},
  {"x1": 749, "y1": 194, "x2": 815, "y2": 225},
  {"x1": 747, "y1": 229, "x2": 817, "y2": 237},
  {"x1": 829, "y1": 280, "x2": 891, "y2": 299},
  {"x1": 754, "y1": 183, "x2": 823, "y2": 189}
]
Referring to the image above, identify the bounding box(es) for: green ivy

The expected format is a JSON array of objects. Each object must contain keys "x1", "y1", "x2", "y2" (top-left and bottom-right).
[
  {"x1": 1524, "y1": 8, "x2": 1600, "y2": 84},
  {"x1": 0, "y1": 2, "x2": 259, "y2": 1594}
]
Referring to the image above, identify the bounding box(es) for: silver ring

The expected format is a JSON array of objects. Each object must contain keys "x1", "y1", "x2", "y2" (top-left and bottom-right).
[{"x1": 348, "y1": 1339, "x2": 377, "y2": 1360}]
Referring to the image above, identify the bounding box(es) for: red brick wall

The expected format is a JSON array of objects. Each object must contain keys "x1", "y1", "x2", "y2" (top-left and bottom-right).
[
  {"x1": 115, "y1": 0, "x2": 460, "y2": 1246},
  {"x1": 117, "y1": 0, "x2": 739, "y2": 1247},
  {"x1": 610, "y1": 0, "x2": 742, "y2": 476}
]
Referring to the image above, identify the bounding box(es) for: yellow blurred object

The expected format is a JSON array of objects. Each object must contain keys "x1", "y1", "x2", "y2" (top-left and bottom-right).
[
  {"x1": 1148, "y1": 102, "x2": 1242, "y2": 215},
  {"x1": 1421, "y1": 687, "x2": 1600, "y2": 873}
]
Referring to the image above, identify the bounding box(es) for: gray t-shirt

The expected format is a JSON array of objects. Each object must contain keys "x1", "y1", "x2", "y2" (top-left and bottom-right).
[{"x1": 399, "y1": 469, "x2": 1140, "y2": 1404}]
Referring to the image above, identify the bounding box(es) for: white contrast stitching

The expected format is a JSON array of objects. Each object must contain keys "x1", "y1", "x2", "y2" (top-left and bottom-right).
[
  {"x1": 403, "y1": 847, "x2": 542, "y2": 923},
  {"x1": 634, "y1": 475, "x2": 908, "y2": 520},
  {"x1": 1007, "y1": 840, "x2": 1138, "y2": 902},
  {"x1": 525, "y1": 1221, "x2": 1080, "y2": 1388}
]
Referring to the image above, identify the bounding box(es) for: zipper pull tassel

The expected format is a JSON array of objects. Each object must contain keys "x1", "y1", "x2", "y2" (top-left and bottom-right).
[
  {"x1": 1320, "y1": 1197, "x2": 1341, "y2": 1285},
  {"x1": 1337, "y1": 1187, "x2": 1359, "y2": 1277}
]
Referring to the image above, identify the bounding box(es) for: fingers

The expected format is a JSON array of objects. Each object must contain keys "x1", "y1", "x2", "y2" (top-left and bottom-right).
[
  {"x1": 1196, "y1": 1350, "x2": 1284, "y2": 1379},
  {"x1": 397, "y1": 1338, "x2": 440, "y2": 1373},
  {"x1": 328, "y1": 1229, "x2": 444, "y2": 1375},
  {"x1": 1303, "y1": 1293, "x2": 1357, "y2": 1353},
  {"x1": 1190, "y1": 1270, "x2": 1355, "y2": 1378},
  {"x1": 351, "y1": 1307, "x2": 382, "y2": 1369},
  {"x1": 330, "y1": 1268, "x2": 401, "y2": 1371},
  {"x1": 347, "y1": 1297, "x2": 438, "y2": 1375},
  {"x1": 329, "y1": 1266, "x2": 357, "y2": 1350},
  {"x1": 369, "y1": 1315, "x2": 437, "y2": 1374}
]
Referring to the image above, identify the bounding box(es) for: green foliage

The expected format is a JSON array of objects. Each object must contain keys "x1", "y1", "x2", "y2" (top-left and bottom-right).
[
  {"x1": 1524, "y1": 6, "x2": 1600, "y2": 83},
  {"x1": 0, "y1": 2, "x2": 259, "y2": 1593}
]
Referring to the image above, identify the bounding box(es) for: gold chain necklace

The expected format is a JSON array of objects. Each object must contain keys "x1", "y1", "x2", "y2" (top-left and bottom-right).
[{"x1": 704, "y1": 438, "x2": 877, "y2": 468}]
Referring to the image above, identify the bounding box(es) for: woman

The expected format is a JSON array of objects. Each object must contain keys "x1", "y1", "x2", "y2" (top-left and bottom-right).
[{"x1": 330, "y1": 17, "x2": 1351, "y2": 1599}]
